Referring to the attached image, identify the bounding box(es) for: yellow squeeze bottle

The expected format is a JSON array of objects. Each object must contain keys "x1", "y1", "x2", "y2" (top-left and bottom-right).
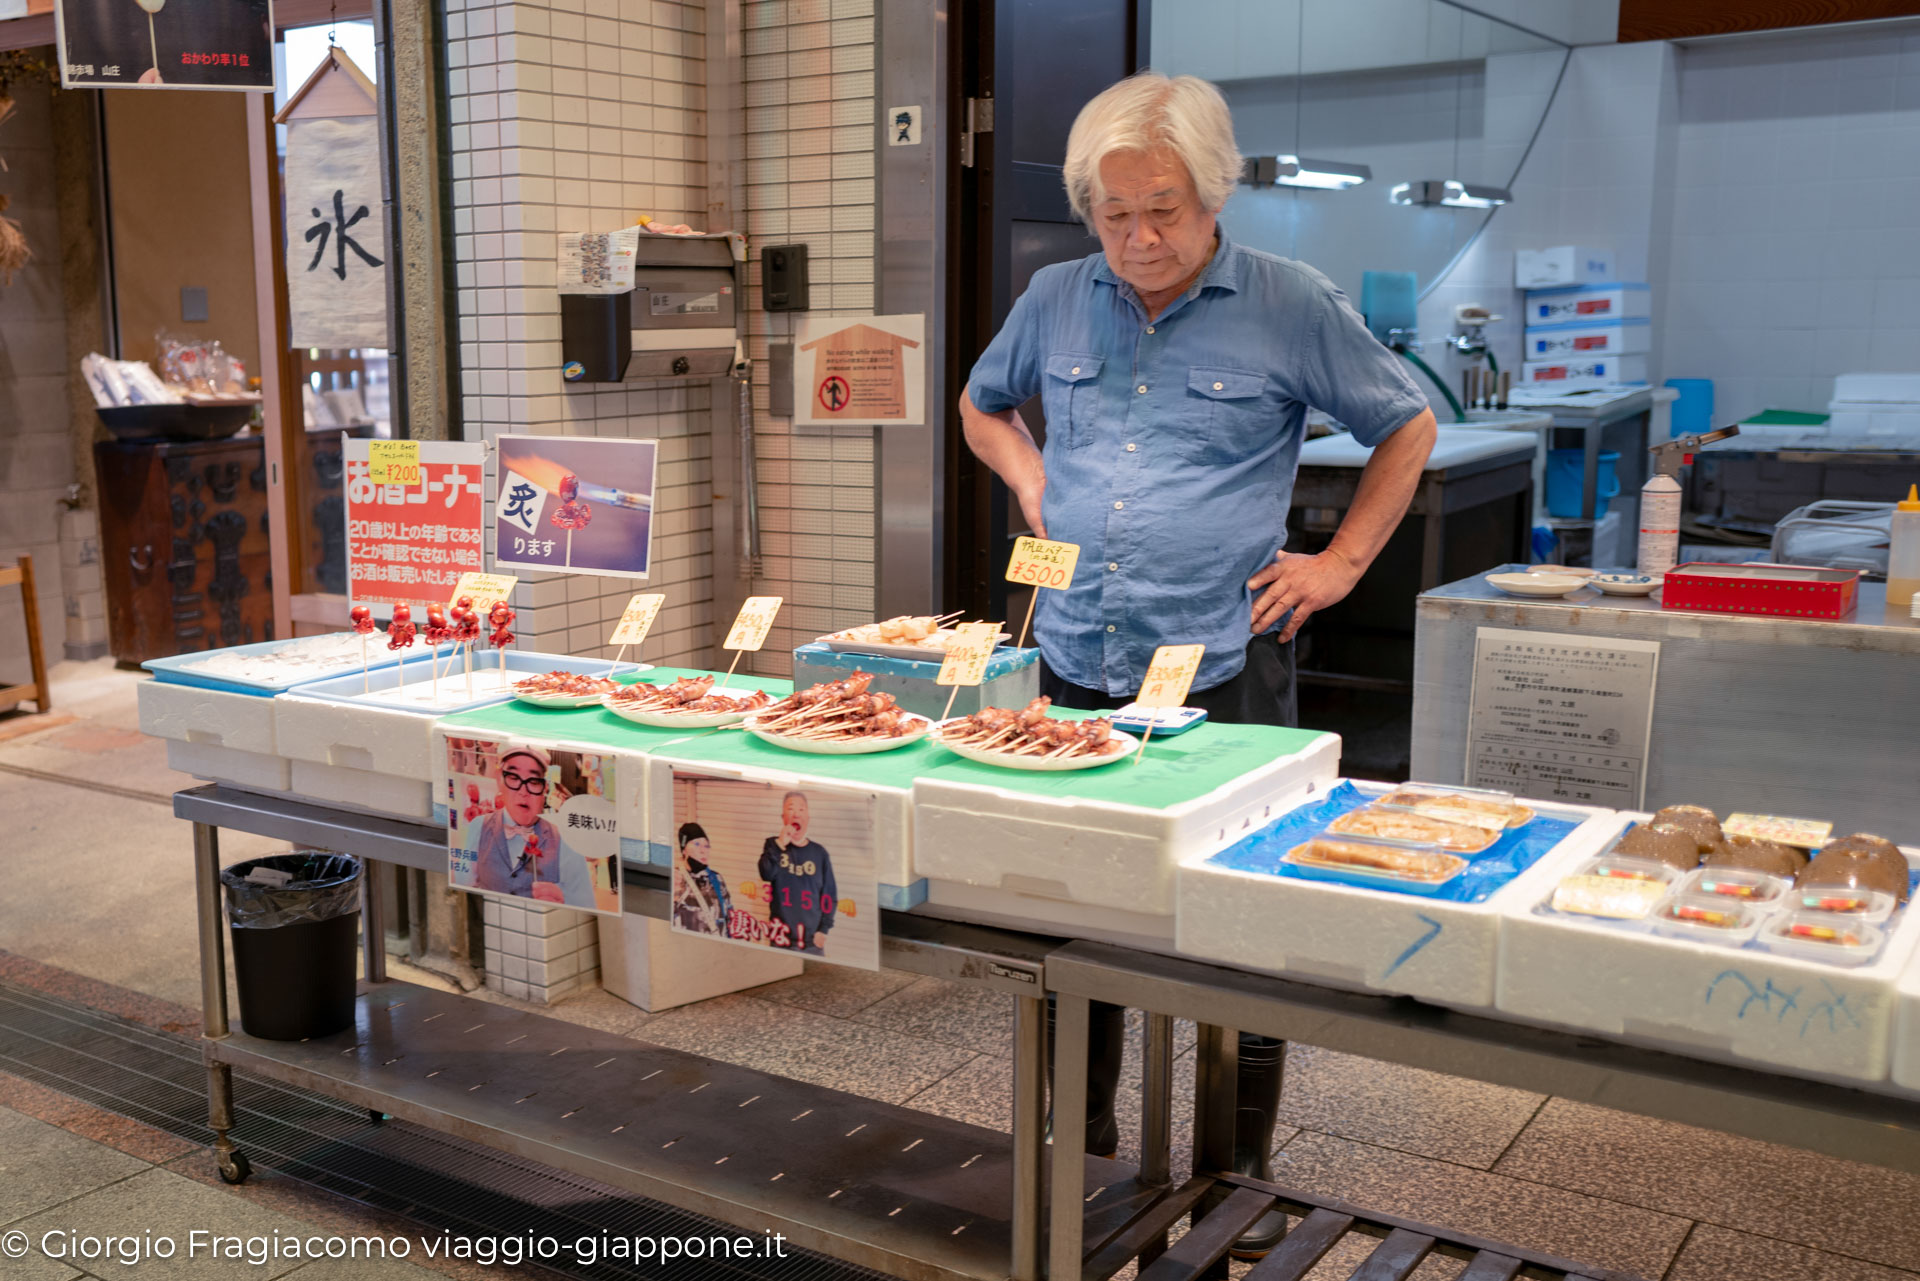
[{"x1": 1888, "y1": 484, "x2": 1920, "y2": 612}]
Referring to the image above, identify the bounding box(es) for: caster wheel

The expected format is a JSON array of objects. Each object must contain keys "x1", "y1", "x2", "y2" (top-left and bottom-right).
[{"x1": 216, "y1": 1151, "x2": 251, "y2": 1185}]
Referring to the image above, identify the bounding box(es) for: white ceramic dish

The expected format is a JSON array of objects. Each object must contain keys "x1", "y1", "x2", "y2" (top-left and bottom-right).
[
  {"x1": 931, "y1": 723, "x2": 1140, "y2": 771},
  {"x1": 745, "y1": 712, "x2": 933, "y2": 754},
  {"x1": 1526, "y1": 564, "x2": 1597, "y2": 579},
  {"x1": 602, "y1": 688, "x2": 767, "y2": 728},
  {"x1": 1591, "y1": 572, "x2": 1664, "y2": 597},
  {"x1": 1487, "y1": 572, "x2": 1589, "y2": 599},
  {"x1": 820, "y1": 631, "x2": 1011, "y2": 661},
  {"x1": 513, "y1": 687, "x2": 616, "y2": 709}
]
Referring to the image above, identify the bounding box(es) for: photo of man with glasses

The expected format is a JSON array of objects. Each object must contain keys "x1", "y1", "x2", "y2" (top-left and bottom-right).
[{"x1": 464, "y1": 745, "x2": 569, "y2": 903}]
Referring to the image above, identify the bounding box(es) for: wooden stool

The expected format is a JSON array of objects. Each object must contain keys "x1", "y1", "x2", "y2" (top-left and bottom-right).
[{"x1": 1, "y1": 553, "x2": 51, "y2": 714}]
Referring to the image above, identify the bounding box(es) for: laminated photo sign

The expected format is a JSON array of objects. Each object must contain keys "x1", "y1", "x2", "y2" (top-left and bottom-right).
[
  {"x1": 344, "y1": 440, "x2": 485, "y2": 610},
  {"x1": 276, "y1": 49, "x2": 388, "y2": 349},
  {"x1": 57, "y1": 0, "x2": 275, "y2": 89}
]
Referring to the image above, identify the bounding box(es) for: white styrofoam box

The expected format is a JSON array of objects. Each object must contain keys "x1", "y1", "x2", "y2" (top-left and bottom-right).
[
  {"x1": 290, "y1": 758, "x2": 433, "y2": 821},
  {"x1": 165, "y1": 738, "x2": 293, "y2": 793},
  {"x1": 1499, "y1": 823, "x2": 1920, "y2": 1082},
  {"x1": 1524, "y1": 317, "x2": 1652, "y2": 360},
  {"x1": 912, "y1": 731, "x2": 1341, "y2": 917},
  {"x1": 1833, "y1": 373, "x2": 1920, "y2": 405},
  {"x1": 922, "y1": 879, "x2": 1177, "y2": 955},
  {"x1": 1522, "y1": 355, "x2": 1648, "y2": 388},
  {"x1": 1888, "y1": 950, "x2": 1920, "y2": 1092},
  {"x1": 1524, "y1": 283, "x2": 1650, "y2": 326},
  {"x1": 1825, "y1": 408, "x2": 1920, "y2": 439},
  {"x1": 598, "y1": 913, "x2": 801, "y2": 1012},
  {"x1": 138, "y1": 680, "x2": 279, "y2": 755},
  {"x1": 1516, "y1": 246, "x2": 1613, "y2": 289},
  {"x1": 274, "y1": 694, "x2": 438, "y2": 781},
  {"x1": 1175, "y1": 786, "x2": 1625, "y2": 1010}
]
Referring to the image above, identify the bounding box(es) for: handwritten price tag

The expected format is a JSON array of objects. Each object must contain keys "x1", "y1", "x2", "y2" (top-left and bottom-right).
[
  {"x1": 367, "y1": 440, "x2": 422, "y2": 486},
  {"x1": 1137, "y1": 644, "x2": 1204, "y2": 708},
  {"x1": 447, "y1": 571, "x2": 519, "y2": 616},
  {"x1": 1004, "y1": 536, "x2": 1080, "y2": 591},
  {"x1": 1724, "y1": 814, "x2": 1833, "y2": 848},
  {"x1": 936, "y1": 622, "x2": 999, "y2": 687},
  {"x1": 724, "y1": 596, "x2": 783, "y2": 652},
  {"x1": 610, "y1": 593, "x2": 666, "y2": 646}
]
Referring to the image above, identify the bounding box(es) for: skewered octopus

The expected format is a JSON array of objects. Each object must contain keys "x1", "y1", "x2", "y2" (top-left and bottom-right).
[
  {"x1": 512, "y1": 670, "x2": 617, "y2": 696},
  {"x1": 487, "y1": 601, "x2": 516, "y2": 649},
  {"x1": 422, "y1": 604, "x2": 453, "y2": 648},
  {"x1": 349, "y1": 604, "x2": 376, "y2": 636},
  {"x1": 939, "y1": 697, "x2": 1122, "y2": 757},
  {"x1": 387, "y1": 603, "x2": 417, "y2": 650},
  {"x1": 750, "y1": 673, "x2": 919, "y2": 740},
  {"x1": 551, "y1": 474, "x2": 592, "y2": 531},
  {"x1": 609, "y1": 674, "x2": 774, "y2": 714},
  {"x1": 450, "y1": 596, "x2": 482, "y2": 644}
]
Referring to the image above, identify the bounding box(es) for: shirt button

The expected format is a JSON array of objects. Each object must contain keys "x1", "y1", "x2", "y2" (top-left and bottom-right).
[
  {"x1": 1137, "y1": 385, "x2": 1147, "y2": 394},
  {"x1": 1106, "y1": 625, "x2": 1117, "y2": 633},
  {"x1": 1113, "y1": 501, "x2": 1124, "y2": 510},
  {"x1": 1107, "y1": 562, "x2": 1118, "y2": 571},
  {"x1": 1070, "y1": 366, "x2": 1081, "y2": 375},
  {"x1": 1145, "y1": 326, "x2": 1156, "y2": 334},
  {"x1": 1126, "y1": 443, "x2": 1137, "y2": 452},
  {"x1": 1213, "y1": 381, "x2": 1224, "y2": 391}
]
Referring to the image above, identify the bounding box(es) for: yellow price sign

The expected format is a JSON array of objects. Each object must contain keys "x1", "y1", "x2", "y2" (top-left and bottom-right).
[
  {"x1": 1004, "y1": 536, "x2": 1080, "y2": 590},
  {"x1": 936, "y1": 622, "x2": 999, "y2": 687},
  {"x1": 610, "y1": 593, "x2": 666, "y2": 647},
  {"x1": 447, "y1": 571, "x2": 519, "y2": 616},
  {"x1": 367, "y1": 439, "x2": 422, "y2": 486},
  {"x1": 1137, "y1": 644, "x2": 1205, "y2": 709},
  {"x1": 723, "y1": 595, "x2": 783, "y2": 652}
]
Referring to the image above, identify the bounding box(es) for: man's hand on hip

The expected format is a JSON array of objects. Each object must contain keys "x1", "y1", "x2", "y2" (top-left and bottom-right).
[
  {"x1": 1015, "y1": 478, "x2": 1047, "y2": 540},
  {"x1": 1248, "y1": 548, "x2": 1361, "y2": 641}
]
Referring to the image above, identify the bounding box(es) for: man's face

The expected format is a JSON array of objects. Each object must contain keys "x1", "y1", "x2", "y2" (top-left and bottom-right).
[
  {"x1": 781, "y1": 795, "x2": 810, "y2": 844},
  {"x1": 498, "y1": 755, "x2": 546, "y2": 826},
  {"x1": 1093, "y1": 146, "x2": 1218, "y2": 300}
]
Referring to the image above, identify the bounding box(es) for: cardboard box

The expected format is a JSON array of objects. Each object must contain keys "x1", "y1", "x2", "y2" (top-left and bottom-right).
[
  {"x1": 1522, "y1": 355, "x2": 1648, "y2": 388},
  {"x1": 1516, "y1": 245, "x2": 1613, "y2": 289},
  {"x1": 1524, "y1": 317, "x2": 1652, "y2": 359},
  {"x1": 1525, "y1": 283, "x2": 1650, "y2": 325}
]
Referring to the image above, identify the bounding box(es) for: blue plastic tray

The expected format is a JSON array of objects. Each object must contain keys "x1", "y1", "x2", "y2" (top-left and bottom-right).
[
  {"x1": 143, "y1": 633, "x2": 436, "y2": 697},
  {"x1": 291, "y1": 651, "x2": 650, "y2": 716}
]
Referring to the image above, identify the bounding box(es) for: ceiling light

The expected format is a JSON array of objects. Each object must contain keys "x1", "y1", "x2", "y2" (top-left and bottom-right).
[
  {"x1": 1240, "y1": 155, "x2": 1371, "y2": 190},
  {"x1": 1389, "y1": 180, "x2": 1512, "y2": 209}
]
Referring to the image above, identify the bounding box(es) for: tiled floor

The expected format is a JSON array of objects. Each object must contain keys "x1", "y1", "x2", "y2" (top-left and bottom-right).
[{"x1": 2, "y1": 660, "x2": 1917, "y2": 1280}]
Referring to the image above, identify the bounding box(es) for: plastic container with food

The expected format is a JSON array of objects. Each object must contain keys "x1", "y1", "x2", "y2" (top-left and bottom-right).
[
  {"x1": 1702, "y1": 834, "x2": 1806, "y2": 880},
  {"x1": 1326, "y1": 804, "x2": 1497, "y2": 854},
  {"x1": 1798, "y1": 835, "x2": 1912, "y2": 905},
  {"x1": 1790, "y1": 885, "x2": 1897, "y2": 925},
  {"x1": 1371, "y1": 783, "x2": 1532, "y2": 831},
  {"x1": 1680, "y1": 866, "x2": 1788, "y2": 906},
  {"x1": 1758, "y1": 912, "x2": 1887, "y2": 967},
  {"x1": 1281, "y1": 833, "x2": 1467, "y2": 895},
  {"x1": 1546, "y1": 858, "x2": 1676, "y2": 920},
  {"x1": 1649, "y1": 894, "x2": 1764, "y2": 945}
]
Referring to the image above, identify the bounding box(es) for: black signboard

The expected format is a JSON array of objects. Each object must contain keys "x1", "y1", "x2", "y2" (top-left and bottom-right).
[{"x1": 56, "y1": 0, "x2": 275, "y2": 91}]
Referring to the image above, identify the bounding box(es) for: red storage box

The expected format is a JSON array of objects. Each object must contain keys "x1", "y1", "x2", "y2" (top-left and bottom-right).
[{"x1": 1660, "y1": 562, "x2": 1859, "y2": 619}]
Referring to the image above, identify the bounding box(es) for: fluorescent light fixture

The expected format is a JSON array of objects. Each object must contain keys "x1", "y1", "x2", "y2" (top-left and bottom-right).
[
  {"x1": 1240, "y1": 155, "x2": 1371, "y2": 190},
  {"x1": 1389, "y1": 180, "x2": 1512, "y2": 209}
]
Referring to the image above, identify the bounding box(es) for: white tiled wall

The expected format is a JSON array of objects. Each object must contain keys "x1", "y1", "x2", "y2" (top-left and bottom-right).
[
  {"x1": 443, "y1": 0, "x2": 716, "y2": 666},
  {"x1": 480, "y1": 896, "x2": 601, "y2": 1002},
  {"x1": 736, "y1": 0, "x2": 878, "y2": 675}
]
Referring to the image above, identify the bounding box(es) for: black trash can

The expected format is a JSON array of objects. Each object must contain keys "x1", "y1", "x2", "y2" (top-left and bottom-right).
[{"x1": 221, "y1": 851, "x2": 362, "y2": 1041}]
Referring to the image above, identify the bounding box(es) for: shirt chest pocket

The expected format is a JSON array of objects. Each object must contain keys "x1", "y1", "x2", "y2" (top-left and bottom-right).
[
  {"x1": 1044, "y1": 352, "x2": 1104, "y2": 450},
  {"x1": 1179, "y1": 366, "x2": 1269, "y2": 464}
]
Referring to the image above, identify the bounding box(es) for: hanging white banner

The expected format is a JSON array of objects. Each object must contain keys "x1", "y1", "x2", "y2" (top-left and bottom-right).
[{"x1": 284, "y1": 115, "x2": 388, "y2": 349}]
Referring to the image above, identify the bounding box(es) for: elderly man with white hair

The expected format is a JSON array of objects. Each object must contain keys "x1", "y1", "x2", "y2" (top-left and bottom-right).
[{"x1": 963, "y1": 72, "x2": 1437, "y2": 1257}]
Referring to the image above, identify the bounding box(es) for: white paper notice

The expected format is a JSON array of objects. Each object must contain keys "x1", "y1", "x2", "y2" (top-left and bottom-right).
[
  {"x1": 557, "y1": 227, "x2": 641, "y2": 295},
  {"x1": 1465, "y1": 627, "x2": 1660, "y2": 809}
]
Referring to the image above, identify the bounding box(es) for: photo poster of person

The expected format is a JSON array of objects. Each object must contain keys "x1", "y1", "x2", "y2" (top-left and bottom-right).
[
  {"x1": 447, "y1": 736, "x2": 622, "y2": 916},
  {"x1": 493, "y1": 435, "x2": 659, "y2": 580},
  {"x1": 57, "y1": 0, "x2": 276, "y2": 90},
  {"x1": 668, "y1": 771, "x2": 880, "y2": 971}
]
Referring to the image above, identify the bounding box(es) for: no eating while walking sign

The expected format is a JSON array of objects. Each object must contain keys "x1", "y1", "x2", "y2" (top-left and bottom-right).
[{"x1": 792, "y1": 315, "x2": 925, "y2": 425}]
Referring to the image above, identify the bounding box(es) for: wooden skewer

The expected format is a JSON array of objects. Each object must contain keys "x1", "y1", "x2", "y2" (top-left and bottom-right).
[
  {"x1": 721, "y1": 650, "x2": 744, "y2": 685},
  {"x1": 1133, "y1": 721, "x2": 1155, "y2": 765},
  {"x1": 940, "y1": 686, "x2": 960, "y2": 723},
  {"x1": 1015, "y1": 593, "x2": 1038, "y2": 650}
]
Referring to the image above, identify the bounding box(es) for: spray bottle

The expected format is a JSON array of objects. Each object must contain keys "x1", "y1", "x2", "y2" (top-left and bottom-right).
[
  {"x1": 1641, "y1": 426, "x2": 1740, "y2": 576},
  {"x1": 1888, "y1": 484, "x2": 1920, "y2": 612}
]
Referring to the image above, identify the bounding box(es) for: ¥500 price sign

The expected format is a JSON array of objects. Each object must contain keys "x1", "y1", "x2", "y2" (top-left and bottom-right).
[{"x1": 1005, "y1": 536, "x2": 1080, "y2": 590}]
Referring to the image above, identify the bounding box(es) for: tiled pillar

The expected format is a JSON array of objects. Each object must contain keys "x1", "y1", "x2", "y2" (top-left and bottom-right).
[{"x1": 481, "y1": 897, "x2": 602, "y2": 1002}]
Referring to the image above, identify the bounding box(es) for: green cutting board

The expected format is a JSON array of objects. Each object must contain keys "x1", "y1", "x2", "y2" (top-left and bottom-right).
[{"x1": 436, "y1": 667, "x2": 794, "y2": 751}]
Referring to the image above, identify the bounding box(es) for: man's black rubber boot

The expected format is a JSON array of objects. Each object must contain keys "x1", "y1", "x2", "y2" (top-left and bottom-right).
[
  {"x1": 1227, "y1": 1034, "x2": 1290, "y2": 1259},
  {"x1": 1046, "y1": 996, "x2": 1127, "y2": 1158}
]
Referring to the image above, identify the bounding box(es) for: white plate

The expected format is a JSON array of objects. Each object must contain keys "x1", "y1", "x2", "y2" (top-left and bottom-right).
[
  {"x1": 512, "y1": 687, "x2": 615, "y2": 708},
  {"x1": 1487, "y1": 572, "x2": 1589, "y2": 598},
  {"x1": 1591, "y1": 572, "x2": 1664, "y2": 596},
  {"x1": 744, "y1": 711, "x2": 933, "y2": 754},
  {"x1": 602, "y1": 687, "x2": 768, "y2": 728},
  {"x1": 931, "y1": 722, "x2": 1139, "y2": 770},
  {"x1": 1526, "y1": 563, "x2": 1598, "y2": 579},
  {"x1": 820, "y1": 631, "x2": 1012, "y2": 662}
]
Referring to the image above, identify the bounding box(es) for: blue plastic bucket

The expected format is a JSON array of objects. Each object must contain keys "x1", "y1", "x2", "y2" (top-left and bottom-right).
[
  {"x1": 1665, "y1": 378, "x2": 1713, "y2": 439},
  {"x1": 1546, "y1": 449, "x2": 1621, "y2": 519}
]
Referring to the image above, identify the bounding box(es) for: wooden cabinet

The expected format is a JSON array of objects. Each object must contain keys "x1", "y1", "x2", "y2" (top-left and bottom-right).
[{"x1": 95, "y1": 436, "x2": 276, "y2": 663}]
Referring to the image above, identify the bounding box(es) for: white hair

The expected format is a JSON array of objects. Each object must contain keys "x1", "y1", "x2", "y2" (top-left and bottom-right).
[{"x1": 1063, "y1": 72, "x2": 1241, "y2": 227}]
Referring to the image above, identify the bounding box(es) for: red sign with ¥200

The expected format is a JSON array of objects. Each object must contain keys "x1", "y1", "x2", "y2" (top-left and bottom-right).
[{"x1": 345, "y1": 440, "x2": 487, "y2": 609}]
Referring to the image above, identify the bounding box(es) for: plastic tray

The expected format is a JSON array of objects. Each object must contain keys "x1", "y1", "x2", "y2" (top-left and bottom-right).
[
  {"x1": 144, "y1": 633, "x2": 432, "y2": 696},
  {"x1": 290, "y1": 651, "x2": 637, "y2": 715}
]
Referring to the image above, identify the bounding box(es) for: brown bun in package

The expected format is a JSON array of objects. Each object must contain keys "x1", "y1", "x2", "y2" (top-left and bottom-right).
[
  {"x1": 1654, "y1": 805, "x2": 1719, "y2": 827},
  {"x1": 1617, "y1": 823, "x2": 1702, "y2": 870},
  {"x1": 1797, "y1": 839, "x2": 1910, "y2": 905},
  {"x1": 1652, "y1": 806, "x2": 1724, "y2": 853},
  {"x1": 1702, "y1": 835, "x2": 1805, "y2": 880}
]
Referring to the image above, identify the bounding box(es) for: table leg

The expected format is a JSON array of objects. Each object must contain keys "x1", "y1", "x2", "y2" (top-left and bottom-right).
[
  {"x1": 193, "y1": 822, "x2": 244, "y2": 1181},
  {"x1": 1193, "y1": 1024, "x2": 1241, "y2": 1280},
  {"x1": 363, "y1": 857, "x2": 387, "y2": 984},
  {"x1": 1012, "y1": 993, "x2": 1046, "y2": 1281},
  {"x1": 1047, "y1": 993, "x2": 1091, "y2": 1281},
  {"x1": 1140, "y1": 1012, "x2": 1173, "y2": 1187}
]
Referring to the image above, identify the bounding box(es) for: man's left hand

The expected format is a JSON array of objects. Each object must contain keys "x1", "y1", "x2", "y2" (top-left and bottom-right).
[{"x1": 1248, "y1": 548, "x2": 1362, "y2": 641}]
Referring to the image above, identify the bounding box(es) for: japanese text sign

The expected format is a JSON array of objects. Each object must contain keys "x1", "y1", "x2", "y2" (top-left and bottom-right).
[
  {"x1": 936, "y1": 623, "x2": 999, "y2": 687},
  {"x1": 1137, "y1": 645, "x2": 1204, "y2": 708},
  {"x1": 448, "y1": 572, "x2": 519, "y2": 617},
  {"x1": 345, "y1": 440, "x2": 485, "y2": 609},
  {"x1": 57, "y1": 0, "x2": 276, "y2": 91},
  {"x1": 610, "y1": 593, "x2": 666, "y2": 647},
  {"x1": 1724, "y1": 814, "x2": 1832, "y2": 848},
  {"x1": 1005, "y1": 537, "x2": 1080, "y2": 591},
  {"x1": 724, "y1": 596, "x2": 783, "y2": 652},
  {"x1": 367, "y1": 440, "x2": 420, "y2": 486}
]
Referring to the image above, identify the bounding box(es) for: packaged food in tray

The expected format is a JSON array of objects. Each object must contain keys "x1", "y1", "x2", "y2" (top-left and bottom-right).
[
  {"x1": 1758, "y1": 912, "x2": 1887, "y2": 967},
  {"x1": 1327, "y1": 804, "x2": 1498, "y2": 854},
  {"x1": 1371, "y1": 783, "x2": 1533, "y2": 831},
  {"x1": 1282, "y1": 834, "x2": 1468, "y2": 894},
  {"x1": 1789, "y1": 886, "x2": 1896, "y2": 925},
  {"x1": 1680, "y1": 866, "x2": 1788, "y2": 906},
  {"x1": 1546, "y1": 857, "x2": 1678, "y2": 920},
  {"x1": 1796, "y1": 835, "x2": 1911, "y2": 905},
  {"x1": 1650, "y1": 894, "x2": 1764, "y2": 944}
]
